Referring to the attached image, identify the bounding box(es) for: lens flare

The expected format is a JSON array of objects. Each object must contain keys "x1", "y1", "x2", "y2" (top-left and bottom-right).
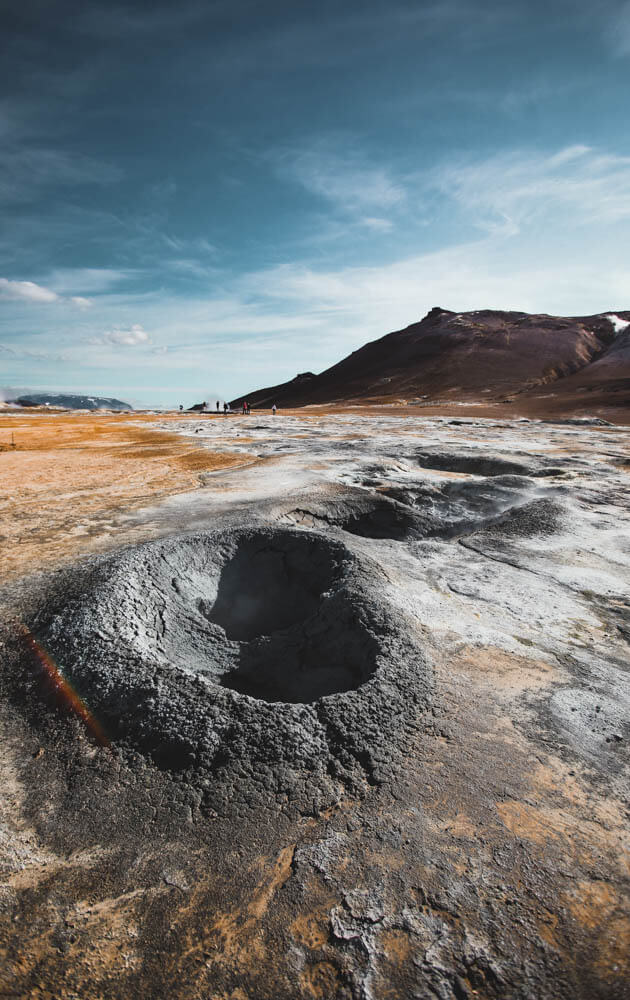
[{"x1": 18, "y1": 623, "x2": 111, "y2": 749}]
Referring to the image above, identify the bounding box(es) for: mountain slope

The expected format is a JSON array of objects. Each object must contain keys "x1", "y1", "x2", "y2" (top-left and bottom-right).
[
  {"x1": 11, "y1": 393, "x2": 133, "y2": 411},
  {"x1": 232, "y1": 307, "x2": 630, "y2": 410}
]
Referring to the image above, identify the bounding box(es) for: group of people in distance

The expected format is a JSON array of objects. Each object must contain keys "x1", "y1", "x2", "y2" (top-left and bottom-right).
[
  {"x1": 178, "y1": 400, "x2": 278, "y2": 415},
  {"x1": 239, "y1": 401, "x2": 277, "y2": 415}
]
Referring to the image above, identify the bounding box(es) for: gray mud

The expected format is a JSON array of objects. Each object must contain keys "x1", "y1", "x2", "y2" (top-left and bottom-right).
[
  {"x1": 280, "y1": 477, "x2": 557, "y2": 542},
  {"x1": 415, "y1": 448, "x2": 565, "y2": 477},
  {"x1": 10, "y1": 527, "x2": 431, "y2": 813}
]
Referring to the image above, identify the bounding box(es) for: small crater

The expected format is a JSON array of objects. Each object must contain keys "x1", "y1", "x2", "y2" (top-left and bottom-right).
[
  {"x1": 281, "y1": 496, "x2": 427, "y2": 541},
  {"x1": 362, "y1": 479, "x2": 539, "y2": 540},
  {"x1": 339, "y1": 501, "x2": 423, "y2": 541},
  {"x1": 416, "y1": 451, "x2": 564, "y2": 478},
  {"x1": 21, "y1": 527, "x2": 431, "y2": 806}
]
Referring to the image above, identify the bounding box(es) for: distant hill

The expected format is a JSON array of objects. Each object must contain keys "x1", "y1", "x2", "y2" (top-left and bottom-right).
[
  {"x1": 11, "y1": 393, "x2": 132, "y2": 411},
  {"x1": 230, "y1": 307, "x2": 630, "y2": 415}
]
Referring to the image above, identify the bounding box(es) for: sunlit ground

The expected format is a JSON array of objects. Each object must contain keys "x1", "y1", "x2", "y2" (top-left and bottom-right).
[{"x1": 0, "y1": 411, "x2": 252, "y2": 579}]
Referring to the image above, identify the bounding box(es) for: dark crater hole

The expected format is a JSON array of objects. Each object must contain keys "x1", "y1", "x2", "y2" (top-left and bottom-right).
[
  {"x1": 205, "y1": 534, "x2": 335, "y2": 641},
  {"x1": 340, "y1": 502, "x2": 421, "y2": 541},
  {"x1": 206, "y1": 534, "x2": 378, "y2": 703},
  {"x1": 415, "y1": 451, "x2": 562, "y2": 478},
  {"x1": 221, "y1": 625, "x2": 379, "y2": 703}
]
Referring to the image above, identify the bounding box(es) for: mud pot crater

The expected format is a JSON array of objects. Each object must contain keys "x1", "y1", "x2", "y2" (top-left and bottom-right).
[
  {"x1": 415, "y1": 449, "x2": 565, "y2": 477},
  {"x1": 16, "y1": 527, "x2": 432, "y2": 814},
  {"x1": 279, "y1": 479, "x2": 564, "y2": 542}
]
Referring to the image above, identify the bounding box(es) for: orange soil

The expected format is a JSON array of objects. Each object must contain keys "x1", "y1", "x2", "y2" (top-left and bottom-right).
[{"x1": 0, "y1": 412, "x2": 251, "y2": 580}]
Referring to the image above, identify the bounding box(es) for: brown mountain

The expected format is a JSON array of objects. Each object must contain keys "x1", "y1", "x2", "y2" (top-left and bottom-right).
[
  {"x1": 518, "y1": 318, "x2": 630, "y2": 417},
  {"x1": 231, "y1": 307, "x2": 630, "y2": 414}
]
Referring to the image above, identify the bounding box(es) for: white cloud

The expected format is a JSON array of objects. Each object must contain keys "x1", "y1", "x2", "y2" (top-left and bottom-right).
[
  {"x1": 0, "y1": 277, "x2": 59, "y2": 303},
  {"x1": 436, "y1": 145, "x2": 630, "y2": 231},
  {"x1": 47, "y1": 268, "x2": 134, "y2": 294},
  {"x1": 274, "y1": 142, "x2": 406, "y2": 214},
  {"x1": 548, "y1": 144, "x2": 592, "y2": 166},
  {"x1": 238, "y1": 228, "x2": 629, "y2": 345},
  {"x1": 97, "y1": 324, "x2": 151, "y2": 346},
  {"x1": 0, "y1": 277, "x2": 95, "y2": 308},
  {"x1": 361, "y1": 217, "x2": 394, "y2": 232},
  {"x1": 270, "y1": 139, "x2": 630, "y2": 251}
]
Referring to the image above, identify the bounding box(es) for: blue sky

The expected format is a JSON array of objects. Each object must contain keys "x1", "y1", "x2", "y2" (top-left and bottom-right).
[{"x1": 1, "y1": 0, "x2": 629, "y2": 407}]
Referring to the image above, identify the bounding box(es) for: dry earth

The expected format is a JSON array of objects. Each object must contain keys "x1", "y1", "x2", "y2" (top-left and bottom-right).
[
  {"x1": 0, "y1": 407, "x2": 629, "y2": 999},
  {"x1": 0, "y1": 412, "x2": 251, "y2": 579}
]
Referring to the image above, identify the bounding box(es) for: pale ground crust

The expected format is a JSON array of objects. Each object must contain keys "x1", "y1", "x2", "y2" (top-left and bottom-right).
[{"x1": 0, "y1": 407, "x2": 629, "y2": 999}]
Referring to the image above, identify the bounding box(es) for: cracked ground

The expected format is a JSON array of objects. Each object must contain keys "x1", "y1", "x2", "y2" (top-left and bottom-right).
[{"x1": 0, "y1": 407, "x2": 629, "y2": 999}]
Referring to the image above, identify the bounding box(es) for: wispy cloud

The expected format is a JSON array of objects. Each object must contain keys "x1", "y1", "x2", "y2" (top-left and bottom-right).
[
  {"x1": 273, "y1": 141, "x2": 406, "y2": 216},
  {"x1": 92, "y1": 324, "x2": 152, "y2": 346},
  {"x1": 165, "y1": 259, "x2": 221, "y2": 279},
  {"x1": 436, "y1": 145, "x2": 630, "y2": 232},
  {"x1": 0, "y1": 342, "x2": 68, "y2": 363},
  {"x1": 237, "y1": 243, "x2": 628, "y2": 348},
  {"x1": 0, "y1": 278, "x2": 59, "y2": 303},
  {"x1": 271, "y1": 139, "x2": 630, "y2": 249},
  {"x1": 0, "y1": 276, "x2": 93, "y2": 308},
  {"x1": 360, "y1": 217, "x2": 395, "y2": 232},
  {"x1": 47, "y1": 268, "x2": 134, "y2": 294}
]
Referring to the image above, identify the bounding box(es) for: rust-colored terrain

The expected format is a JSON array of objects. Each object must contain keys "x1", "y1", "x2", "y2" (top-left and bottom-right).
[{"x1": 0, "y1": 412, "x2": 249, "y2": 579}]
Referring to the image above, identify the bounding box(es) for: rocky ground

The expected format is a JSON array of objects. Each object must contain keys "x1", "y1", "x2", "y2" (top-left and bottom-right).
[{"x1": 1, "y1": 409, "x2": 629, "y2": 999}]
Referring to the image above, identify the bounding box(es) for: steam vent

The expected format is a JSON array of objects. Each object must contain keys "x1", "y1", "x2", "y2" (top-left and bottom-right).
[{"x1": 23, "y1": 528, "x2": 431, "y2": 812}]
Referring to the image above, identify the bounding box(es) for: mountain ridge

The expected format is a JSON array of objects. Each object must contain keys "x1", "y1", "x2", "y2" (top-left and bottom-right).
[
  {"x1": 9, "y1": 392, "x2": 133, "y2": 411},
  {"x1": 230, "y1": 307, "x2": 630, "y2": 415}
]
